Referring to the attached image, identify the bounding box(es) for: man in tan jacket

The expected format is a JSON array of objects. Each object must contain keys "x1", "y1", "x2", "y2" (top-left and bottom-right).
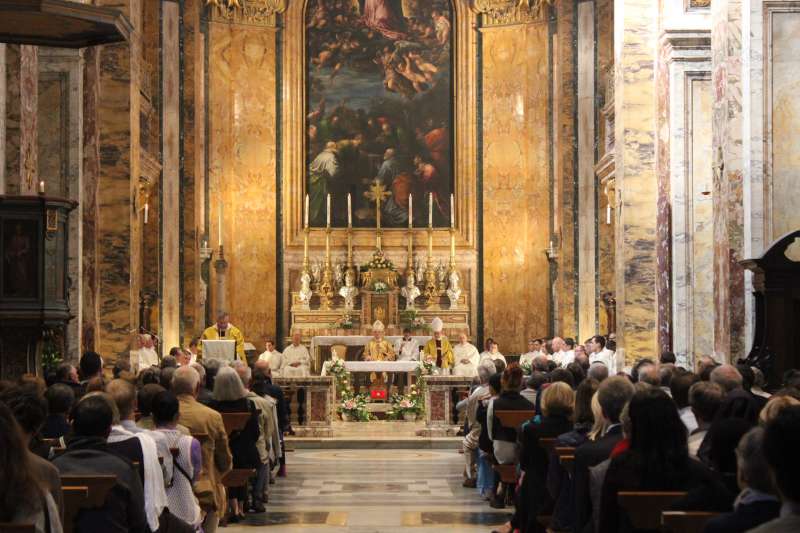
[{"x1": 173, "y1": 366, "x2": 232, "y2": 533}]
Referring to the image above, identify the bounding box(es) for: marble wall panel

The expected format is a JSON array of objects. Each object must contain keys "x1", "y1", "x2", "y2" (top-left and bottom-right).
[
  {"x1": 208, "y1": 22, "x2": 278, "y2": 349},
  {"x1": 481, "y1": 21, "x2": 551, "y2": 354},
  {"x1": 614, "y1": 0, "x2": 660, "y2": 365},
  {"x1": 4, "y1": 45, "x2": 21, "y2": 194},
  {"x1": 37, "y1": 73, "x2": 67, "y2": 195},
  {"x1": 82, "y1": 47, "x2": 100, "y2": 352},
  {"x1": 19, "y1": 45, "x2": 38, "y2": 195},
  {"x1": 768, "y1": 10, "x2": 800, "y2": 239}
]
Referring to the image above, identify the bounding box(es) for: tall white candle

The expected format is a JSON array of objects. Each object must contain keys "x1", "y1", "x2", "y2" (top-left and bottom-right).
[
  {"x1": 305, "y1": 194, "x2": 309, "y2": 228},
  {"x1": 326, "y1": 193, "x2": 331, "y2": 228},
  {"x1": 408, "y1": 194, "x2": 413, "y2": 228},
  {"x1": 218, "y1": 203, "x2": 223, "y2": 245},
  {"x1": 144, "y1": 203, "x2": 149, "y2": 224},
  {"x1": 347, "y1": 193, "x2": 352, "y2": 227},
  {"x1": 428, "y1": 193, "x2": 433, "y2": 228},
  {"x1": 450, "y1": 193, "x2": 454, "y2": 228},
  {"x1": 38, "y1": 180, "x2": 45, "y2": 194}
]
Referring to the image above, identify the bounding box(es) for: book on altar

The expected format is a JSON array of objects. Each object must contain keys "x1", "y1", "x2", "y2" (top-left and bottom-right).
[{"x1": 202, "y1": 340, "x2": 236, "y2": 362}]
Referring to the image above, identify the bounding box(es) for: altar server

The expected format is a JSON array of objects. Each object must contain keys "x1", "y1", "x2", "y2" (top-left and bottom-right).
[
  {"x1": 453, "y1": 332, "x2": 480, "y2": 377},
  {"x1": 479, "y1": 338, "x2": 506, "y2": 366},
  {"x1": 282, "y1": 332, "x2": 311, "y2": 377},
  {"x1": 200, "y1": 311, "x2": 246, "y2": 362},
  {"x1": 394, "y1": 328, "x2": 420, "y2": 361},
  {"x1": 588, "y1": 335, "x2": 615, "y2": 371},
  {"x1": 258, "y1": 338, "x2": 283, "y2": 376},
  {"x1": 423, "y1": 317, "x2": 454, "y2": 372}
]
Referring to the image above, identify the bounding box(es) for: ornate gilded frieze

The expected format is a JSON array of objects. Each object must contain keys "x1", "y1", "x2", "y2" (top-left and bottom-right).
[
  {"x1": 689, "y1": 0, "x2": 711, "y2": 9},
  {"x1": 472, "y1": 0, "x2": 552, "y2": 26},
  {"x1": 205, "y1": 0, "x2": 287, "y2": 27}
]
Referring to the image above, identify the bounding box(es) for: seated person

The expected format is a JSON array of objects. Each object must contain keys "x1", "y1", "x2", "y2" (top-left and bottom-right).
[
  {"x1": 53, "y1": 395, "x2": 147, "y2": 533},
  {"x1": 705, "y1": 427, "x2": 780, "y2": 533},
  {"x1": 597, "y1": 388, "x2": 733, "y2": 532},
  {"x1": 43, "y1": 383, "x2": 75, "y2": 441}
]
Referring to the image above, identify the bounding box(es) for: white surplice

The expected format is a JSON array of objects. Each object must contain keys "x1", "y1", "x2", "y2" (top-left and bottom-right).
[
  {"x1": 281, "y1": 344, "x2": 311, "y2": 377},
  {"x1": 453, "y1": 342, "x2": 480, "y2": 377}
]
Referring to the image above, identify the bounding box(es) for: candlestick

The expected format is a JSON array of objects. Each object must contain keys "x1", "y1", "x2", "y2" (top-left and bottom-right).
[
  {"x1": 144, "y1": 203, "x2": 149, "y2": 224},
  {"x1": 303, "y1": 227, "x2": 310, "y2": 271},
  {"x1": 450, "y1": 193, "x2": 454, "y2": 228},
  {"x1": 326, "y1": 193, "x2": 331, "y2": 228},
  {"x1": 428, "y1": 227, "x2": 433, "y2": 257},
  {"x1": 428, "y1": 192, "x2": 433, "y2": 228},
  {"x1": 305, "y1": 194, "x2": 309, "y2": 228},
  {"x1": 218, "y1": 203, "x2": 223, "y2": 246},
  {"x1": 347, "y1": 193, "x2": 352, "y2": 228},
  {"x1": 38, "y1": 180, "x2": 45, "y2": 194},
  {"x1": 606, "y1": 204, "x2": 611, "y2": 225},
  {"x1": 450, "y1": 228, "x2": 456, "y2": 261},
  {"x1": 408, "y1": 194, "x2": 413, "y2": 228}
]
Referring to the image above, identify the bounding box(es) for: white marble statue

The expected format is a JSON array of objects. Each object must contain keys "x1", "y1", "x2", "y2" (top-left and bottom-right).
[
  {"x1": 446, "y1": 269, "x2": 462, "y2": 309},
  {"x1": 338, "y1": 269, "x2": 358, "y2": 311},
  {"x1": 298, "y1": 270, "x2": 313, "y2": 307},
  {"x1": 400, "y1": 270, "x2": 421, "y2": 309}
]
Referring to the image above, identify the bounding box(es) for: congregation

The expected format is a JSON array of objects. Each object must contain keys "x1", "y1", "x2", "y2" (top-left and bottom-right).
[{"x1": 1, "y1": 326, "x2": 800, "y2": 533}]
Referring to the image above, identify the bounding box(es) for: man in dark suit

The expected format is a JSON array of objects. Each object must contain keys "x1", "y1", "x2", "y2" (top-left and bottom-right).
[
  {"x1": 54, "y1": 395, "x2": 148, "y2": 533},
  {"x1": 572, "y1": 375, "x2": 635, "y2": 533},
  {"x1": 705, "y1": 426, "x2": 780, "y2": 533}
]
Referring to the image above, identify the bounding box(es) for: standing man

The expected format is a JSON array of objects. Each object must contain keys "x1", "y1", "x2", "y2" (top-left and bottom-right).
[
  {"x1": 258, "y1": 338, "x2": 284, "y2": 377},
  {"x1": 200, "y1": 311, "x2": 246, "y2": 362},
  {"x1": 423, "y1": 317, "x2": 454, "y2": 373},
  {"x1": 185, "y1": 338, "x2": 200, "y2": 364},
  {"x1": 452, "y1": 332, "x2": 480, "y2": 378},
  {"x1": 282, "y1": 331, "x2": 311, "y2": 377},
  {"x1": 519, "y1": 339, "x2": 542, "y2": 369},
  {"x1": 587, "y1": 335, "x2": 615, "y2": 370},
  {"x1": 394, "y1": 328, "x2": 419, "y2": 394}
]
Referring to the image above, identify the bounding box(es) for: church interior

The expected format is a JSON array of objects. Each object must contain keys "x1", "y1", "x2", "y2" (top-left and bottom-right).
[{"x1": 1, "y1": 0, "x2": 800, "y2": 532}]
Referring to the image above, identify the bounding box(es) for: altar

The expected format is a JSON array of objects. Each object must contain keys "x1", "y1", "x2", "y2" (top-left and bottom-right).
[{"x1": 312, "y1": 335, "x2": 431, "y2": 374}]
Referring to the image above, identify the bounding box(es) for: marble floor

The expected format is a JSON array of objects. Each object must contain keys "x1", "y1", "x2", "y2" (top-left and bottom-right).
[{"x1": 226, "y1": 448, "x2": 509, "y2": 532}]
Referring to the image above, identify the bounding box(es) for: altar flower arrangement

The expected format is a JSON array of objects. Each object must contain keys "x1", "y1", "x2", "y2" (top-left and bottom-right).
[
  {"x1": 372, "y1": 281, "x2": 389, "y2": 293},
  {"x1": 387, "y1": 386, "x2": 424, "y2": 421},
  {"x1": 417, "y1": 359, "x2": 438, "y2": 376},
  {"x1": 338, "y1": 393, "x2": 371, "y2": 422},
  {"x1": 362, "y1": 251, "x2": 395, "y2": 271},
  {"x1": 399, "y1": 310, "x2": 430, "y2": 331},
  {"x1": 326, "y1": 358, "x2": 351, "y2": 396},
  {"x1": 329, "y1": 315, "x2": 354, "y2": 329}
]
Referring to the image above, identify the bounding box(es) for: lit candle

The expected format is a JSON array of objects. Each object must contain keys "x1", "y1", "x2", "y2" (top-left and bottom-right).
[
  {"x1": 144, "y1": 203, "x2": 149, "y2": 224},
  {"x1": 450, "y1": 193, "x2": 454, "y2": 228},
  {"x1": 606, "y1": 204, "x2": 611, "y2": 225},
  {"x1": 347, "y1": 193, "x2": 352, "y2": 228},
  {"x1": 326, "y1": 193, "x2": 331, "y2": 228},
  {"x1": 218, "y1": 203, "x2": 223, "y2": 246},
  {"x1": 408, "y1": 194, "x2": 413, "y2": 228},
  {"x1": 305, "y1": 194, "x2": 309, "y2": 228},
  {"x1": 38, "y1": 180, "x2": 45, "y2": 194},
  {"x1": 428, "y1": 193, "x2": 433, "y2": 228}
]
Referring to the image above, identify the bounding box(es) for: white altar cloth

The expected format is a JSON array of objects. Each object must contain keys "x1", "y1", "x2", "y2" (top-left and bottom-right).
[
  {"x1": 343, "y1": 361, "x2": 421, "y2": 373},
  {"x1": 310, "y1": 335, "x2": 432, "y2": 356}
]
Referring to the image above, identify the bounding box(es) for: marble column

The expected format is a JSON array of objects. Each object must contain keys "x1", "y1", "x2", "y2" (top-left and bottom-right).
[
  {"x1": 577, "y1": 0, "x2": 597, "y2": 341},
  {"x1": 478, "y1": 5, "x2": 551, "y2": 353},
  {"x1": 2, "y1": 44, "x2": 38, "y2": 195},
  {"x1": 161, "y1": 0, "x2": 181, "y2": 350},
  {"x1": 82, "y1": 47, "x2": 100, "y2": 353},
  {"x1": 711, "y1": 0, "x2": 746, "y2": 362},
  {"x1": 613, "y1": 0, "x2": 660, "y2": 365}
]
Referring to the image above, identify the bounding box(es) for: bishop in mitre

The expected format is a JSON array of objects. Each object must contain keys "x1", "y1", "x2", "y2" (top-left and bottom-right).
[
  {"x1": 282, "y1": 331, "x2": 311, "y2": 377},
  {"x1": 200, "y1": 311, "x2": 246, "y2": 362},
  {"x1": 258, "y1": 338, "x2": 283, "y2": 376},
  {"x1": 364, "y1": 321, "x2": 395, "y2": 361},
  {"x1": 452, "y1": 332, "x2": 480, "y2": 377},
  {"x1": 423, "y1": 317, "x2": 454, "y2": 373}
]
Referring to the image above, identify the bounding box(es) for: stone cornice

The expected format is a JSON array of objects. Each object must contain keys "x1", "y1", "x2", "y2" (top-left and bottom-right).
[
  {"x1": 472, "y1": 0, "x2": 552, "y2": 27},
  {"x1": 205, "y1": 0, "x2": 287, "y2": 27}
]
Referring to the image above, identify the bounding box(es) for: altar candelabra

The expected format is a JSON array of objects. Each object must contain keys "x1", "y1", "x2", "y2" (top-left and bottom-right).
[
  {"x1": 319, "y1": 195, "x2": 335, "y2": 308},
  {"x1": 423, "y1": 193, "x2": 439, "y2": 302}
]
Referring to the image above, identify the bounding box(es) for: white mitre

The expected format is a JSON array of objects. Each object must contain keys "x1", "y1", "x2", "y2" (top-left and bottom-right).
[
  {"x1": 372, "y1": 320, "x2": 385, "y2": 332},
  {"x1": 431, "y1": 317, "x2": 444, "y2": 333}
]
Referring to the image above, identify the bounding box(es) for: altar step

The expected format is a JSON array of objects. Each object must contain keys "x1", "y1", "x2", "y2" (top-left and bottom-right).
[{"x1": 286, "y1": 420, "x2": 463, "y2": 449}]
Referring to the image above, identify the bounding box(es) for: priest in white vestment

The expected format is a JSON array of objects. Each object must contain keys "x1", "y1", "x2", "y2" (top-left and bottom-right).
[
  {"x1": 258, "y1": 339, "x2": 283, "y2": 376},
  {"x1": 131, "y1": 334, "x2": 160, "y2": 373},
  {"x1": 281, "y1": 332, "x2": 311, "y2": 377},
  {"x1": 519, "y1": 339, "x2": 543, "y2": 369},
  {"x1": 587, "y1": 335, "x2": 615, "y2": 370},
  {"x1": 453, "y1": 332, "x2": 480, "y2": 377}
]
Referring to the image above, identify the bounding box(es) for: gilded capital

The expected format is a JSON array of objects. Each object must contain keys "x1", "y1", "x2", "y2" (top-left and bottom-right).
[
  {"x1": 472, "y1": 0, "x2": 552, "y2": 26},
  {"x1": 206, "y1": 0, "x2": 288, "y2": 27}
]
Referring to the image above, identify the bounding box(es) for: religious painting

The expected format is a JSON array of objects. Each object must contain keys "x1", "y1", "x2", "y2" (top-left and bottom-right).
[
  {"x1": 306, "y1": 0, "x2": 454, "y2": 228},
  {"x1": 2, "y1": 219, "x2": 38, "y2": 298}
]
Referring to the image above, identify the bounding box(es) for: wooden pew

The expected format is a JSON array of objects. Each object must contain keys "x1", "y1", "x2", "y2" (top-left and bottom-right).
[
  {"x1": 60, "y1": 475, "x2": 117, "y2": 533},
  {"x1": 539, "y1": 437, "x2": 557, "y2": 452},
  {"x1": 617, "y1": 491, "x2": 687, "y2": 531},
  {"x1": 0, "y1": 524, "x2": 35, "y2": 533},
  {"x1": 554, "y1": 446, "x2": 576, "y2": 474},
  {"x1": 221, "y1": 412, "x2": 251, "y2": 435},
  {"x1": 490, "y1": 410, "x2": 536, "y2": 486},
  {"x1": 222, "y1": 468, "x2": 257, "y2": 488},
  {"x1": 661, "y1": 511, "x2": 720, "y2": 533}
]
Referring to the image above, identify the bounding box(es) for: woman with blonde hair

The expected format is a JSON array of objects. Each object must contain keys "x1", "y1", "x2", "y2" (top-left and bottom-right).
[
  {"x1": 587, "y1": 391, "x2": 609, "y2": 441},
  {"x1": 758, "y1": 394, "x2": 800, "y2": 426}
]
